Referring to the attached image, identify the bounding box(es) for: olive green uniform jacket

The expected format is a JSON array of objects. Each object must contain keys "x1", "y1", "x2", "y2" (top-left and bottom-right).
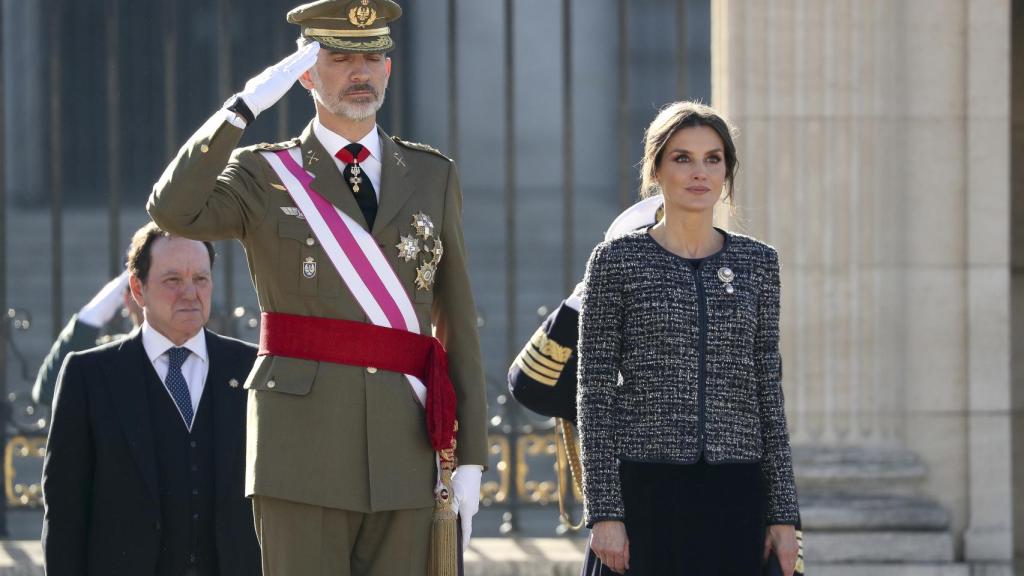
[{"x1": 147, "y1": 113, "x2": 488, "y2": 513}]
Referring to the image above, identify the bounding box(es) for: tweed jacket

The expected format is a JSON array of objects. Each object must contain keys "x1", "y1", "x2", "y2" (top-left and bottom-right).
[{"x1": 577, "y1": 228, "x2": 799, "y2": 526}]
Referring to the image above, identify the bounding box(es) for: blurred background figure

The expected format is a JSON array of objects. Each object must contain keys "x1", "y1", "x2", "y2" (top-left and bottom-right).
[{"x1": 32, "y1": 270, "x2": 142, "y2": 407}]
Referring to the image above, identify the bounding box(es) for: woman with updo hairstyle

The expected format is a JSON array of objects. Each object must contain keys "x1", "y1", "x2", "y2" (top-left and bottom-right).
[{"x1": 577, "y1": 101, "x2": 800, "y2": 575}]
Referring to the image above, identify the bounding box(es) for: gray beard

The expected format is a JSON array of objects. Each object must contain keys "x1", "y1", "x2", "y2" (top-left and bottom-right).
[{"x1": 311, "y1": 70, "x2": 387, "y2": 121}]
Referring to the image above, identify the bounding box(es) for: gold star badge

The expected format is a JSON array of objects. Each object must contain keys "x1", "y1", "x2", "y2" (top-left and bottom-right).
[
  {"x1": 416, "y1": 262, "x2": 437, "y2": 290},
  {"x1": 412, "y1": 212, "x2": 435, "y2": 239},
  {"x1": 396, "y1": 235, "x2": 421, "y2": 262},
  {"x1": 430, "y1": 238, "x2": 444, "y2": 264}
]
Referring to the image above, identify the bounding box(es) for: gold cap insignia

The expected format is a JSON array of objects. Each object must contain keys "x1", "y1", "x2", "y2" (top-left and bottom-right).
[{"x1": 348, "y1": 0, "x2": 378, "y2": 27}]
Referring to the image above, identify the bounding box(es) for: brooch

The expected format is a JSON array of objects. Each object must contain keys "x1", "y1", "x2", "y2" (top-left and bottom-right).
[{"x1": 717, "y1": 266, "x2": 735, "y2": 294}]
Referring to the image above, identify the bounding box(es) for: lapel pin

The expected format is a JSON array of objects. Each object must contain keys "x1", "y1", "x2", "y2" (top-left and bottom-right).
[
  {"x1": 305, "y1": 149, "x2": 320, "y2": 164},
  {"x1": 228, "y1": 378, "x2": 239, "y2": 388},
  {"x1": 393, "y1": 151, "x2": 406, "y2": 168}
]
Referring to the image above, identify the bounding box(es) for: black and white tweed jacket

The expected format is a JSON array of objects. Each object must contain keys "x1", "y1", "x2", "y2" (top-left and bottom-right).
[{"x1": 577, "y1": 228, "x2": 799, "y2": 526}]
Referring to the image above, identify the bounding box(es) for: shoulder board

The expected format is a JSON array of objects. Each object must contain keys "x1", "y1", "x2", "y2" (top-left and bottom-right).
[
  {"x1": 255, "y1": 139, "x2": 300, "y2": 152},
  {"x1": 392, "y1": 137, "x2": 451, "y2": 161}
]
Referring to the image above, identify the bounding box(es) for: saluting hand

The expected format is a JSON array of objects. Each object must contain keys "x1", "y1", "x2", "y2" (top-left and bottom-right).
[
  {"x1": 764, "y1": 524, "x2": 799, "y2": 576},
  {"x1": 591, "y1": 520, "x2": 630, "y2": 574},
  {"x1": 235, "y1": 41, "x2": 321, "y2": 123}
]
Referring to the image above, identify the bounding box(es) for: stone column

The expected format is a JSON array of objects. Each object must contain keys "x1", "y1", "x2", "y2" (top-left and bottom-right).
[{"x1": 713, "y1": 0, "x2": 1016, "y2": 567}]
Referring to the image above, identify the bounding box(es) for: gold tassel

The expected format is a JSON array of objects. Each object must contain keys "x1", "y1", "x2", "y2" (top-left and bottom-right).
[
  {"x1": 428, "y1": 465, "x2": 458, "y2": 576},
  {"x1": 556, "y1": 418, "x2": 585, "y2": 532}
]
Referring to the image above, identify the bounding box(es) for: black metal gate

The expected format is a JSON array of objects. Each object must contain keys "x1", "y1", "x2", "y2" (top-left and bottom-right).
[{"x1": 0, "y1": 0, "x2": 709, "y2": 538}]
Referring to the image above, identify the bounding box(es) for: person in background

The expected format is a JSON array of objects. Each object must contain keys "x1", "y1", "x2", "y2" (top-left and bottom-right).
[
  {"x1": 42, "y1": 222, "x2": 262, "y2": 576},
  {"x1": 32, "y1": 270, "x2": 142, "y2": 407},
  {"x1": 578, "y1": 101, "x2": 800, "y2": 574}
]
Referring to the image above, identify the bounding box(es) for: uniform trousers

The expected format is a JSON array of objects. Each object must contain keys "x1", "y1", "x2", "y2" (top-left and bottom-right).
[
  {"x1": 582, "y1": 458, "x2": 766, "y2": 575},
  {"x1": 253, "y1": 495, "x2": 433, "y2": 576}
]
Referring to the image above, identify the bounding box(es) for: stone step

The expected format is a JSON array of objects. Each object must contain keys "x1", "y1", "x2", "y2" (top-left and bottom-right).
[
  {"x1": 793, "y1": 446, "x2": 930, "y2": 494},
  {"x1": 804, "y1": 531, "x2": 955, "y2": 563},
  {"x1": 801, "y1": 491, "x2": 950, "y2": 531},
  {"x1": 0, "y1": 538, "x2": 1005, "y2": 575}
]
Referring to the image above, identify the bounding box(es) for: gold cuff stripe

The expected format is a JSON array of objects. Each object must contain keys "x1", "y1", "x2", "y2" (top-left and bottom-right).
[
  {"x1": 520, "y1": 354, "x2": 563, "y2": 380},
  {"x1": 305, "y1": 26, "x2": 391, "y2": 38},
  {"x1": 515, "y1": 358, "x2": 559, "y2": 386},
  {"x1": 525, "y1": 346, "x2": 565, "y2": 371}
]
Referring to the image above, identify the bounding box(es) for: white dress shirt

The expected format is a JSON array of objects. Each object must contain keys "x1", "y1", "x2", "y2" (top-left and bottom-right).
[
  {"x1": 313, "y1": 118, "x2": 382, "y2": 201},
  {"x1": 141, "y1": 322, "x2": 209, "y2": 427}
]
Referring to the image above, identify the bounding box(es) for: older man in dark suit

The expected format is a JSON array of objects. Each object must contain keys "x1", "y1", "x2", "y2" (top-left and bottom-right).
[{"x1": 41, "y1": 222, "x2": 261, "y2": 576}]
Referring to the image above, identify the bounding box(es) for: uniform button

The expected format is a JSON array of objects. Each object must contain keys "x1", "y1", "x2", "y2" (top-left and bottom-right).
[
  {"x1": 193, "y1": 513, "x2": 200, "y2": 520},
  {"x1": 192, "y1": 488, "x2": 200, "y2": 496},
  {"x1": 267, "y1": 379, "x2": 276, "y2": 389},
  {"x1": 366, "y1": 367, "x2": 377, "y2": 374},
  {"x1": 192, "y1": 464, "x2": 199, "y2": 472},
  {"x1": 155, "y1": 521, "x2": 162, "y2": 531},
  {"x1": 200, "y1": 144, "x2": 210, "y2": 154},
  {"x1": 190, "y1": 440, "x2": 197, "y2": 448},
  {"x1": 306, "y1": 237, "x2": 315, "y2": 246}
]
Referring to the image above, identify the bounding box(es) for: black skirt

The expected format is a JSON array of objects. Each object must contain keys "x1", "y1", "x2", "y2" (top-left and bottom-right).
[{"x1": 581, "y1": 458, "x2": 766, "y2": 576}]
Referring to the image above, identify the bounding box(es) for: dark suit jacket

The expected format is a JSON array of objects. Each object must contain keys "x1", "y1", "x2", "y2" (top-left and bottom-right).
[{"x1": 41, "y1": 328, "x2": 262, "y2": 576}]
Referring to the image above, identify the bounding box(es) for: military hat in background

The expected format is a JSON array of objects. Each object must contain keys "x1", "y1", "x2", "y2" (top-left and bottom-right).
[{"x1": 288, "y1": 0, "x2": 402, "y2": 53}]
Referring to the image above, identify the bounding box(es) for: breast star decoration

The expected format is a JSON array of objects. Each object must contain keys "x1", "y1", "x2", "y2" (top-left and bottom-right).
[{"x1": 397, "y1": 213, "x2": 444, "y2": 291}]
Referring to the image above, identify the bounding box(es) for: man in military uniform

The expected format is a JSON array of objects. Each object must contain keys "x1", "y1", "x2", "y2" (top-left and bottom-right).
[{"x1": 147, "y1": 2, "x2": 487, "y2": 574}]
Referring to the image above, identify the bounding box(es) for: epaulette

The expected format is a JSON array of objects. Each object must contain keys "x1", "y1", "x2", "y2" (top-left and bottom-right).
[
  {"x1": 392, "y1": 136, "x2": 451, "y2": 161},
  {"x1": 255, "y1": 139, "x2": 300, "y2": 152}
]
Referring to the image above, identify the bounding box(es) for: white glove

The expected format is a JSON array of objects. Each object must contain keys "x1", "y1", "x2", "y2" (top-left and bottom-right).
[
  {"x1": 77, "y1": 271, "x2": 130, "y2": 328},
  {"x1": 451, "y1": 464, "x2": 482, "y2": 551},
  {"x1": 564, "y1": 281, "x2": 585, "y2": 312},
  {"x1": 232, "y1": 41, "x2": 321, "y2": 123}
]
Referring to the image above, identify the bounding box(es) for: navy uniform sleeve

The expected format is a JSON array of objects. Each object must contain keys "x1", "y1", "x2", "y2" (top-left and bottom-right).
[{"x1": 508, "y1": 301, "x2": 580, "y2": 423}]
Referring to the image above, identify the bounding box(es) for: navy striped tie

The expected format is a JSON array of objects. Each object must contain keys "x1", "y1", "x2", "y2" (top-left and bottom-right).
[{"x1": 166, "y1": 347, "x2": 194, "y2": 426}]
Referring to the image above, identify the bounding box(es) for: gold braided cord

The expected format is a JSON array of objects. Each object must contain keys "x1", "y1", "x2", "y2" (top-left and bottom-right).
[
  {"x1": 304, "y1": 26, "x2": 390, "y2": 38},
  {"x1": 556, "y1": 418, "x2": 585, "y2": 532}
]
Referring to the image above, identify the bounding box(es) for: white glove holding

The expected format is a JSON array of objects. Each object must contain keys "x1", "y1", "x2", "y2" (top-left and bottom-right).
[
  {"x1": 564, "y1": 281, "x2": 585, "y2": 312},
  {"x1": 77, "y1": 271, "x2": 130, "y2": 328},
  {"x1": 451, "y1": 464, "x2": 483, "y2": 551},
  {"x1": 233, "y1": 41, "x2": 321, "y2": 122}
]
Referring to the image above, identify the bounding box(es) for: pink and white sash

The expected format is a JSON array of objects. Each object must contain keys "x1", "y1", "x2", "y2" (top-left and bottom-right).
[{"x1": 260, "y1": 147, "x2": 428, "y2": 405}]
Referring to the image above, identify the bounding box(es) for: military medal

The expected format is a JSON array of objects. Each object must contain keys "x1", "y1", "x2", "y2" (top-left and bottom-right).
[
  {"x1": 412, "y1": 212, "x2": 434, "y2": 239},
  {"x1": 430, "y1": 238, "x2": 444, "y2": 264},
  {"x1": 416, "y1": 262, "x2": 437, "y2": 290},
  {"x1": 396, "y1": 234, "x2": 421, "y2": 262},
  {"x1": 303, "y1": 256, "x2": 317, "y2": 279},
  {"x1": 349, "y1": 164, "x2": 363, "y2": 193}
]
